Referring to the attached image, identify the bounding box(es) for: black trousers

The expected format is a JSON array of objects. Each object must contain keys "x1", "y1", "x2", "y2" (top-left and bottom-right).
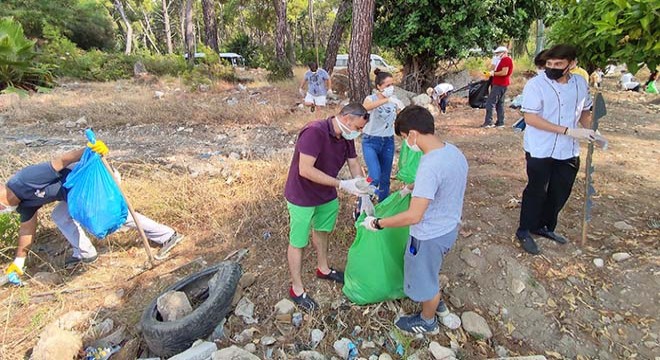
[{"x1": 518, "y1": 153, "x2": 580, "y2": 232}]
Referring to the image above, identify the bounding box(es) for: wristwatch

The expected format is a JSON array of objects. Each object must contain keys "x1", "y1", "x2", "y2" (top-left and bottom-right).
[{"x1": 374, "y1": 218, "x2": 384, "y2": 230}]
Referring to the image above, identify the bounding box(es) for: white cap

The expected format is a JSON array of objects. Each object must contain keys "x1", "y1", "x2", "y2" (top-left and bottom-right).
[{"x1": 493, "y1": 46, "x2": 508, "y2": 53}]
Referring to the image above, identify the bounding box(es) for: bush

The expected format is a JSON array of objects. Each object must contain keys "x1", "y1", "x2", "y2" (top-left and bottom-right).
[
  {"x1": 0, "y1": 213, "x2": 19, "y2": 252},
  {"x1": 296, "y1": 47, "x2": 326, "y2": 68},
  {"x1": 182, "y1": 62, "x2": 236, "y2": 90},
  {"x1": 267, "y1": 58, "x2": 293, "y2": 81},
  {"x1": 224, "y1": 34, "x2": 266, "y2": 68},
  {"x1": 0, "y1": 17, "x2": 54, "y2": 93}
]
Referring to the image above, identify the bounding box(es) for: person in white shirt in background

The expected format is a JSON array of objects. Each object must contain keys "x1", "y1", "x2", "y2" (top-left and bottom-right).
[
  {"x1": 619, "y1": 69, "x2": 640, "y2": 91},
  {"x1": 299, "y1": 62, "x2": 332, "y2": 112},
  {"x1": 515, "y1": 44, "x2": 608, "y2": 255},
  {"x1": 426, "y1": 82, "x2": 454, "y2": 114}
]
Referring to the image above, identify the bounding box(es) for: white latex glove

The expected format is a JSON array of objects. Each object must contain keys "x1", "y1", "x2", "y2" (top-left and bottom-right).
[
  {"x1": 327, "y1": 89, "x2": 334, "y2": 96},
  {"x1": 399, "y1": 185, "x2": 412, "y2": 197},
  {"x1": 359, "y1": 195, "x2": 375, "y2": 216},
  {"x1": 389, "y1": 96, "x2": 405, "y2": 110},
  {"x1": 361, "y1": 216, "x2": 379, "y2": 232},
  {"x1": 339, "y1": 178, "x2": 371, "y2": 196},
  {"x1": 299, "y1": 88, "x2": 305, "y2": 96},
  {"x1": 566, "y1": 128, "x2": 596, "y2": 141}
]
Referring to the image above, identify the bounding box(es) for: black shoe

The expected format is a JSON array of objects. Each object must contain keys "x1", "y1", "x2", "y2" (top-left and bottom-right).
[
  {"x1": 532, "y1": 227, "x2": 568, "y2": 244},
  {"x1": 316, "y1": 268, "x2": 344, "y2": 284},
  {"x1": 481, "y1": 123, "x2": 495, "y2": 128},
  {"x1": 495, "y1": 123, "x2": 505, "y2": 128},
  {"x1": 289, "y1": 288, "x2": 319, "y2": 312},
  {"x1": 516, "y1": 230, "x2": 540, "y2": 255},
  {"x1": 64, "y1": 254, "x2": 98, "y2": 269},
  {"x1": 155, "y1": 232, "x2": 185, "y2": 260}
]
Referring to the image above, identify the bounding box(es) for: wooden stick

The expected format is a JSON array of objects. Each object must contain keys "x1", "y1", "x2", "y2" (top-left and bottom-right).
[
  {"x1": 581, "y1": 141, "x2": 595, "y2": 245},
  {"x1": 99, "y1": 157, "x2": 155, "y2": 266}
]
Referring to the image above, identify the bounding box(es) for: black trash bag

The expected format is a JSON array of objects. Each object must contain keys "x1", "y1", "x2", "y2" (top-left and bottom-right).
[{"x1": 468, "y1": 78, "x2": 491, "y2": 109}]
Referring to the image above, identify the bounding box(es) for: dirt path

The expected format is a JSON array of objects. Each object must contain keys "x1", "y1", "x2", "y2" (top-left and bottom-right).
[{"x1": 0, "y1": 77, "x2": 658, "y2": 359}]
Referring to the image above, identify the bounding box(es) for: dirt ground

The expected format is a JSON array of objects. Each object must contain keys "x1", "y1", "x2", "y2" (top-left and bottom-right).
[{"x1": 0, "y1": 71, "x2": 658, "y2": 360}]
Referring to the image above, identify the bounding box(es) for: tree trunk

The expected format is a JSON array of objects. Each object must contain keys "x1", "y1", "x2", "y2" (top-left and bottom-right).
[
  {"x1": 184, "y1": 0, "x2": 195, "y2": 65},
  {"x1": 142, "y1": 10, "x2": 162, "y2": 54},
  {"x1": 324, "y1": 0, "x2": 351, "y2": 75},
  {"x1": 273, "y1": 0, "x2": 293, "y2": 77},
  {"x1": 401, "y1": 53, "x2": 435, "y2": 93},
  {"x1": 201, "y1": 0, "x2": 219, "y2": 52},
  {"x1": 286, "y1": 20, "x2": 296, "y2": 65},
  {"x1": 162, "y1": 0, "x2": 173, "y2": 54},
  {"x1": 114, "y1": 0, "x2": 133, "y2": 55},
  {"x1": 348, "y1": 0, "x2": 375, "y2": 102}
]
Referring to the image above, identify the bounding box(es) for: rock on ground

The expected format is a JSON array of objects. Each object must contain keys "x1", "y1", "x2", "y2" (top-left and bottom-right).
[
  {"x1": 612, "y1": 252, "x2": 631, "y2": 262},
  {"x1": 429, "y1": 341, "x2": 456, "y2": 360},
  {"x1": 32, "y1": 271, "x2": 64, "y2": 286},
  {"x1": 461, "y1": 311, "x2": 493, "y2": 339},
  {"x1": 235, "y1": 297, "x2": 257, "y2": 324},
  {"x1": 613, "y1": 221, "x2": 634, "y2": 230},
  {"x1": 299, "y1": 351, "x2": 327, "y2": 360},
  {"x1": 157, "y1": 291, "x2": 193, "y2": 322},
  {"x1": 212, "y1": 345, "x2": 261, "y2": 360},
  {"x1": 333, "y1": 338, "x2": 353, "y2": 359},
  {"x1": 412, "y1": 94, "x2": 432, "y2": 106},
  {"x1": 274, "y1": 298, "x2": 296, "y2": 315},
  {"x1": 169, "y1": 340, "x2": 217, "y2": 360},
  {"x1": 32, "y1": 311, "x2": 93, "y2": 360}
]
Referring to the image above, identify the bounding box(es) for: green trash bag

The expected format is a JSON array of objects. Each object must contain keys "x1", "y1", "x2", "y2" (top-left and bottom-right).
[
  {"x1": 343, "y1": 191, "x2": 411, "y2": 305},
  {"x1": 395, "y1": 143, "x2": 422, "y2": 184}
]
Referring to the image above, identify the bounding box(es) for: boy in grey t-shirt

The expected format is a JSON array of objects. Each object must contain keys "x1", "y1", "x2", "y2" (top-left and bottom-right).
[{"x1": 363, "y1": 105, "x2": 468, "y2": 334}]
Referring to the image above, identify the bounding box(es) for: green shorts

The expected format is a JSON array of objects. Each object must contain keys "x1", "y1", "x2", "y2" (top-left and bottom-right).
[{"x1": 287, "y1": 199, "x2": 339, "y2": 248}]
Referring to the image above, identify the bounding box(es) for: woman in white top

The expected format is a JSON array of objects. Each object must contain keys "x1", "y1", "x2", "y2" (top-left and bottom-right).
[{"x1": 361, "y1": 69, "x2": 404, "y2": 201}]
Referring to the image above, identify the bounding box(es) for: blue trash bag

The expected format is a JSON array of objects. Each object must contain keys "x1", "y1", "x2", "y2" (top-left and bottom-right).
[{"x1": 63, "y1": 149, "x2": 128, "y2": 239}]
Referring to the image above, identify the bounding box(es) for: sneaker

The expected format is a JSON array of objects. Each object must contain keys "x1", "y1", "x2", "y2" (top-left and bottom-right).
[
  {"x1": 481, "y1": 123, "x2": 495, "y2": 128},
  {"x1": 64, "y1": 254, "x2": 98, "y2": 269},
  {"x1": 495, "y1": 124, "x2": 505, "y2": 128},
  {"x1": 316, "y1": 268, "x2": 344, "y2": 284},
  {"x1": 289, "y1": 287, "x2": 319, "y2": 311},
  {"x1": 155, "y1": 232, "x2": 185, "y2": 260},
  {"x1": 395, "y1": 313, "x2": 439, "y2": 335},
  {"x1": 532, "y1": 226, "x2": 568, "y2": 244},
  {"x1": 436, "y1": 300, "x2": 461, "y2": 329},
  {"x1": 516, "y1": 230, "x2": 540, "y2": 255}
]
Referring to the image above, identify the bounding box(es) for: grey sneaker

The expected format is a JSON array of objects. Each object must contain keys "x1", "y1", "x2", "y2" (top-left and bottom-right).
[
  {"x1": 64, "y1": 254, "x2": 98, "y2": 269},
  {"x1": 155, "y1": 232, "x2": 184, "y2": 260},
  {"x1": 394, "y1": 313, "x2": 439, "y2": 335}
]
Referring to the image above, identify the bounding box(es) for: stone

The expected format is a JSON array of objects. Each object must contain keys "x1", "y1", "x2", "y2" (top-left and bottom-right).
[
  {"x1": 644, "y1": 341, "x2": 657, "y2": 349},
  {"x1": 104, "y1": 289, "x2": 125, "y2": 307},
  {"x1": 333, "y1": 338, "x2": 352, "y2": 359},
  {"x1": 448, "y1": 294, "x2": 463, "y2": 308},
  {"x1": 429, "y1": 341, "x2": 455, "y2": 359},
  {"x1": 495, "y1": 345, "x2": 508, "y2": 357},
  {"x1": 244, "y1": 343, "x2": 257, "y2": 353},
  {"x1": 392, "y1": 86, "x2": 416, "y2": 106},
  {"x1": 133, "y1": 62, "x2": 148, "y2": 76},
  {"x1": 378, "y1": 355, "x2": 393, "y2": 360},
  {"x1": 593, "y1": 258, "x2": 605, "y2": 268},
  {"x1": 485, "y1": 357, "x2": 547, "y2": 360},
  {"x1": 235, "y1": 297, "x2": 257, "y2": 324},
  {"x1": 199, "y1": 84, "x2": 210, "y2": 92},
  {"x1": 361, "y1": 341, "x2": 376, "y2": 349},
  {"x1": 229, "y1": 152, "x2": 241, "y2": 160},
  {"x1": 461, "y1": 311, "x2": 493, "y2": 339},
  {"x1": 32, "y1": 311, "x2": 93, "y2": 360},
  {"x1": 412, "y1": 94, "x2": 432, "y2": 106},
  {"x1": 260, "y1": 335, "x2": 276, "y2": 346},
  {"x1": 232, "y1": 327, "x2": 258, "y2": 343},
  {"x1": 299, "y1": 351, "x2": 327, "y2": 360},
  {"x1": 154, "y1": 91, "x2": 165, "y2": 99},
  {"x1": 612, "y1": 252, "x2": 631, "y2": 262},
  {"x1": 511, "y1": 279, "x2": 526, "y2": 294},
  {"x1": 239, "y1": 273, "x2": 257, "y2": 288},
  {"x1": 311, "y1": 329, "x2": 325, "y2": 348},
  {"x1": 459, "y1": 247, "x2": 484, "y2": 268},
  {"x1": 65, "y1": 121, "x2": 76, "y2": 128},
  {"x1": 614, "y1": 221, "x2": 634, "y2": 230},
  {"x1": 32, "y1": 272, "x2": 64, "y2": 286},
  {"x1": 169, "y1": 340, "x2": 217, "y2": 360},
  {"x1": 274, "y1": 298, "x2": 296, "y2": 315},
  {"x1": 75, "y1": 117, "x2": 87, "y2": 126},
  {"x1": 212, "y1": 345, "x2": 260, "y2": 360},
  {"x1": 292, "y1": 312, "x2": 303, "y2": 327},
  {"x1": 90, "y1": 318, "x2": 114, "y2": 339},
  {"x1": 157, "y1": 291, "x2": 193, "y2": 322},
  {"x1": 369, "y1": 356, "x2": 378, "y2": 360}
]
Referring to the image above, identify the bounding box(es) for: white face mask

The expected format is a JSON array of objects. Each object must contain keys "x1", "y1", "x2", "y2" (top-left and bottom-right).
[
  {"x1": 0, "y1": 201, "x2": 17, "y2": 214},
  {"x1": 405, "y1": 134, "x2": 422, "y2": 152},
  {"x1": 381, "y1": 86, "x2": 394, "y2": 97},
  {"x1": 336, "y1": 117, "x2": 361, "y2": 140}
]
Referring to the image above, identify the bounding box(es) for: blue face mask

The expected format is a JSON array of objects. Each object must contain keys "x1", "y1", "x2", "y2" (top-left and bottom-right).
[{"x1": 336, "y1": 117, "x2": 361, "y2": 140}]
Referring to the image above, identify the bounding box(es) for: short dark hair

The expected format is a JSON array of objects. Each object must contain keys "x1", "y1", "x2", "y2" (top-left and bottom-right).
[
  {"x1": 374, "y1": 68, "x2": 393, "y2": 87},
  {"x1": 308, "y1": 62, "x2": 318, "y2": 70},
  {"x1": 544, "y1": 44, "x2": 577, "y2": 61},
  {"x1": 534, "y1": 50, "x2": 548, "y2": 68},
  {"x1": 339, "y1": 102, "x2": 368, "y2": 117},
  {"x1": 394, "y1": 105, "x2": 435, "y2": 136}
]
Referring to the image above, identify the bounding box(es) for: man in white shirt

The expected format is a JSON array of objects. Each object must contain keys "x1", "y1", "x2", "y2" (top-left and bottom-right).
[
  {"x1": 427, "y1": 83, "x2": 454, "y2": 114},
  {"x1": 619, "y1": 70, "x2": 640, "y2": 91},
  {"x1": 516, "y1": 44, "x2": 607, "y2": 255}
]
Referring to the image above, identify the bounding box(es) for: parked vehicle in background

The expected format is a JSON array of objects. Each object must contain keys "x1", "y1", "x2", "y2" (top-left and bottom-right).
[
  {"x1": 219, "y1": 53, "x2": 246, "y2": 68},
  {"x1": 334, "y1": 54, "x2": 398, "y2": 73}
]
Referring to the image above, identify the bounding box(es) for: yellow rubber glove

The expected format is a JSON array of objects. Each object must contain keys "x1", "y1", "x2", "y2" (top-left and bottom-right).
[
  {"x1": 87, "y1": 140, "x2": 109, "y2": 156},
  {"x1": 5, "y1": 262, "x2": 24, "y2": 276}
]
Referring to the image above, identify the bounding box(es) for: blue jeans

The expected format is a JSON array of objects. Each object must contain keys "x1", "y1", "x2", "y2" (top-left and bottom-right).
[{"x1": 362, "y1": 134, "x2": 394, "y2": 201}]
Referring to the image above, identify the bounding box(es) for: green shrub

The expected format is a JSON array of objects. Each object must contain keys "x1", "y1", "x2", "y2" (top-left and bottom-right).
[
  {"x1": 182, "y1": 62, "x2": 236, "y2": 90},
  {"x1": 141, "y1": 54, "x2": 187, "y2": 76},
  {"x1": 0, "y1": 17, "x2": 53, "y2": 92},
  {"x1": 267, "y1": 57, "x2": 293, "y2": 81},
  {"x1": 0, "y1": 213, "x2": 19, "y2": 252},
  {"x1": 224, "y1": 34, "x2": 266, "y2": 68},
  {"x1": 296, "y1": 47, "x2": 326, "y2": 67}
]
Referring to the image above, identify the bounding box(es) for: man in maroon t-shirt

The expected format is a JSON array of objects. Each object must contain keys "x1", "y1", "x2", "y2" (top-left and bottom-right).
[
  {"x1": 284, "y1": 103, "x2": 372, "y2": 311},
  {"x1": 482, "y1": 46, "x2": 514, "y2": 128}
]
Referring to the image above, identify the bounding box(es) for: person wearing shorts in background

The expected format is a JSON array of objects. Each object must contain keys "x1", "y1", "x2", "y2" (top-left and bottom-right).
[
  {"x1": 284, "y1": 103, "x2": 372, "y2": 311},
  {"x1": 362, "y1": 105, "x2": 468, "y2": 334},
  {"x1": 299, "y1": 62, "x2": 332, "y2": 112}
]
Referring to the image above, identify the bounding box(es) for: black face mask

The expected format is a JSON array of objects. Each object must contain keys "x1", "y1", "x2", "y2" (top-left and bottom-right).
[{"x1": 546, "y1": 65, "x2": 569, "y2": 80}]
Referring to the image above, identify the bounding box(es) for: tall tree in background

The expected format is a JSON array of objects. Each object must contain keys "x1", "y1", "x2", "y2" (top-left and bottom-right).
[
  {"x1": 201, "y1": 0, "x2": 219, "y2": 52},
  {"x1": 184, "y1": 0, "x2": 195, "y2": 65},
  {"x1": 162, "y1": 0, "x2": 173, "y2": 54},
  {"x1": 114, "y1": 0, "x2": 133, "y2": 54},
  {"x1": 348, "y1": 0, "x2": 375, "y2": 102},
  {"x1": 324, "y1": 0, "x2": 351, "y2": 74},
  {"x1": 273, "y1": 0, "x2": 293, "y2": 78}
]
